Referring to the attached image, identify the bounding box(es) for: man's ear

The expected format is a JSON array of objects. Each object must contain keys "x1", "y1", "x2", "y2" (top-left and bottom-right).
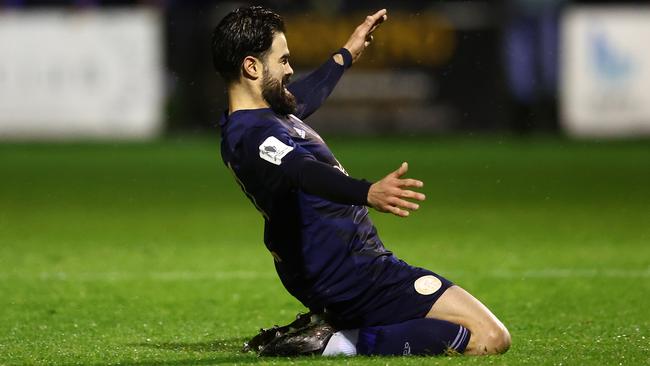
[{"x1": 242, "y1": 56, "x2": 262, "y2": 80}]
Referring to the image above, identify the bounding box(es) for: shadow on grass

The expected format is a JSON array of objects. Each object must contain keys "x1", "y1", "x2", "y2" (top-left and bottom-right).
[
  {"x1": 85, "y1": 356, "x2": 261, "y2": 366},
  {"x1": 129, "y1": 337, "x2": 247, "y2": 353},
  {"x1": 105, "y1": 356, "x2": 263, "y2": 366},
  {"x1": 84, "y1": 356, "x2": 344, "y2": 366},
  {"x1": 73, "y1": 338, "x2": 346, "y2": 366},
  {"x1": 76, "y1": 338, "x2": 258, "y2": 365}
]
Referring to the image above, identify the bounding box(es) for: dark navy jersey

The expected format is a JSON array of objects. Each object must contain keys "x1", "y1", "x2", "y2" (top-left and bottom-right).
[{"x1": 219, "y1": 56, "x2": 392, "y2": 311}]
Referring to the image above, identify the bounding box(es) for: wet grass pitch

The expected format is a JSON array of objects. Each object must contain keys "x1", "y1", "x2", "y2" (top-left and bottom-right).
[{"x1": 1, "y1": 137, "x2": 649, "y2": 365}]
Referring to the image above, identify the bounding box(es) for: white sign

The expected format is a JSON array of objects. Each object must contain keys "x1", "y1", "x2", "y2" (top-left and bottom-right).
[
  {"x1": 561, "y1": 7, "x2": 650, "y2": 137},
  {"x1": 0, "y1": 9, "x2": 163, "y2": 140}
]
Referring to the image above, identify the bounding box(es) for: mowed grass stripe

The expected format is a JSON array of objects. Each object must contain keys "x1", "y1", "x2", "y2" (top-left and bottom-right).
[{"x1": 1, "y1": 268, "x2": 649, "y2": 282}]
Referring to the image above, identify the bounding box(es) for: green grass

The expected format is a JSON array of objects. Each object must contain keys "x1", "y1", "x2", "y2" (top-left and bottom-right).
[{"x1": 1, "y1": 137, "x2": 649, "y2": 365}]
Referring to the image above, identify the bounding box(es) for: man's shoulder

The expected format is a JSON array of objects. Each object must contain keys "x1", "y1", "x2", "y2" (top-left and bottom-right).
[
  {"x1": 225, "y1": 109, "x2": 288, "y2": 140},
  {"x1": 222, "y1": 110, "x2": 295, "y2": 163}
]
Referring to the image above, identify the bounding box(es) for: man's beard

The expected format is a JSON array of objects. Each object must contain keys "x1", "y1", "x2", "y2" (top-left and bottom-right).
[{"x1": 262, "y1": 69, "x2": 297, "y2": 116}]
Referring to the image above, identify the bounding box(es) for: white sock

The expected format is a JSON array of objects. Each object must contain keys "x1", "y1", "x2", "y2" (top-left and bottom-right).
[{"x1": 321, "y1": 329, "x2": 359, "y2": 356}]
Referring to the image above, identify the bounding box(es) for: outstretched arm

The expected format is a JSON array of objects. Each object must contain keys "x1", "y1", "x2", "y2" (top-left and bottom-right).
[
  {"x1": 287, "y1": 9, "x2": 388, "y2": 120},
  {"x1": 252, "y1": 133, "x2": 423, "y2": 217},
  {"x1": 282, "y1": 159, "x2": 425, "y2": 217}
]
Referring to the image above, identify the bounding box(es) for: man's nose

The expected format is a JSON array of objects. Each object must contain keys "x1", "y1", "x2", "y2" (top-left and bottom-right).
[{"x1": 285, "y1": 63, "x2": 294, "y2": 77}]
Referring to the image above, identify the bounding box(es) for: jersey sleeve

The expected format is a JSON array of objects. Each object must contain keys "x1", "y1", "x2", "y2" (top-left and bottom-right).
[
  {"x1": 247, "y1": 125, "x2": 316, "y2": 169},
  {"x1": 243, "y1": 123, "x2": 370, "y2": 205},
  {"x1": 286, "y1": 48, "x2": 353, "y2": 120},
  {"x1": 243, "y1": 124, "x2": 316, "y2": 194}
]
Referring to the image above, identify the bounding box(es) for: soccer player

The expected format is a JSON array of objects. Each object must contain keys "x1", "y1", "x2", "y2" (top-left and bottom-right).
[{"x1": 212, "y1": 6, "x2": 511, "y2": 357}]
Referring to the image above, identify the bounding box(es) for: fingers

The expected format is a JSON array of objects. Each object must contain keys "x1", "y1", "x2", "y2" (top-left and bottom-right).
[
  {"x1": 383, "y1": 201, "x2": 416, "y2": 218},
  {"x1": 390, "y1": 197, "x2": 419, "y2": 211},
  {"x1": 399, "y1": 178, "x2": 424, "y2": 189},
  {"x1": 391, "y1": 162, "x2": 408, "y2": 178},
  {"x1": 372, "y1": 8, "x2": 388, "y2": 19},
  {"x1": 387, "y1": 162, "x2": 425, "y2": 190},
  {"x1": 386, "y1": 200, "x2": 416, "y2": 217},
  {"x1": 366, "y1": 9, "x2": 387, "y2": 26},
  {"x1": 371, "y1": 191, "x2": 422, "y2": 217},
  {"x1": 382, "y1": 191, "x2": 424, "y2": 218},
  {"x1": 387, "y1": 205, "x2": 410, "y2": 217},
  {"x1": 398, "y1": 162, "x2": 408, "y2": 176},
  {"x1": 360, "y1": 8, "x2": 388, "y2": 33},
  {"x1": 400, "y1": 189, "x2": 426, "y2": 201},
  {"x1": 368, "y1": 11, "x2": 387, "y2": 33}
]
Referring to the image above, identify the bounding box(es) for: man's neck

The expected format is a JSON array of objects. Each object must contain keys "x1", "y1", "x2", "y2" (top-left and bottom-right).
[{"x1": 227, "y1": 81, "x2": 269, "y2": 114}]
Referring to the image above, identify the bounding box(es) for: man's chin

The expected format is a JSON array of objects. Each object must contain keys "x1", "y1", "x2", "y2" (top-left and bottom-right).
[{"x1": 262, "y1": 84, "x2": 297, "y2": 116}]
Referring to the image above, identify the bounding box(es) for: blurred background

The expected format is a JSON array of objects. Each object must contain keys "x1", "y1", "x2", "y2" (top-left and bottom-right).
[
  {"x1": 2, "y1": 0, "x2": 650, "y2": 140},
  {"x1": 2, "y1": 3, "x2": 650, "y2": 364}
]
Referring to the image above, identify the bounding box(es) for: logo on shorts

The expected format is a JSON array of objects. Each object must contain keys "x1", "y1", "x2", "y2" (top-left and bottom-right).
[
  {"x1": 414, "y1": 275, "x2": 442, "y2": 295},
  {"x1": 403, "y1": 342, "x2": 411, "y2": 355}
]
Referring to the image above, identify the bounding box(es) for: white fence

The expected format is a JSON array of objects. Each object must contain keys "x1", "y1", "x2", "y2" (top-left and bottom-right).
[
  {"x1": 561, "y1": 6, "x2": 650, "y2": 137},
  {"x1": 0, "y1": 9, "x2": 163, "y2": 140}
]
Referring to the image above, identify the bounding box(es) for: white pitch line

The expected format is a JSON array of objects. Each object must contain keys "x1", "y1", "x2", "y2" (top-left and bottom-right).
[
  {"x1": 0, "y1": 271, "x2": 276, "y2": 282},
  {"x1": 0, "y1": 268, "x2": 648, "y2": 281},
  {"x1": 486, "y1": 268, "x2": 650, "y2": 279}
]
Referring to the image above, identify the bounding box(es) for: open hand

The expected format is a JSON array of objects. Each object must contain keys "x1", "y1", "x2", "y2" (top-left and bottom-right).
[
  {"x1": 340, "y1": 9, "x2": 388, "y2": 64},
  {"x1": 367, "y1": 162, "x2": 426, "y2": 217}
]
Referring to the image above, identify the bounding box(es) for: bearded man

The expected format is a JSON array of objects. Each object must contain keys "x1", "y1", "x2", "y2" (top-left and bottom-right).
[{"x1": 211, "y1": 5, "x2": 510, "y2": 357}]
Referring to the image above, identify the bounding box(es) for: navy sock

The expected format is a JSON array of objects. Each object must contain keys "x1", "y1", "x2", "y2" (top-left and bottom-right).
[{"x1": 356, "y1": 318, "x2": 471, "y2": 356}]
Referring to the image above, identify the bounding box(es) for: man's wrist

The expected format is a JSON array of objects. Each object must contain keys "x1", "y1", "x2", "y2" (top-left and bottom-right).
[
  {"x1": 359, "y1": 179, "x2": 373, "y2": 206},
  {"x1": 365, "y1": 181, "x2": 375, "y2": 207},
  {"x1": 333, "y1": 47, "x2": 353, "y2": 69}
]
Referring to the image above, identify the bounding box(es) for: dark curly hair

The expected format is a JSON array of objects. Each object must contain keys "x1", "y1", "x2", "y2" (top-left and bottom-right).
[{"x1": 211, "y1": 6, "x2": 286, "y2": 83}]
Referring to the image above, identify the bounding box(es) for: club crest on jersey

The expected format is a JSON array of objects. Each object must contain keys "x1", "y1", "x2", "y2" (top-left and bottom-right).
[
  {"x1": 259, "y1": 136, "x2": 294, "y2": 165},
  {"x1": 414, "y1": 275, "x2": 442, "y2": 295}
]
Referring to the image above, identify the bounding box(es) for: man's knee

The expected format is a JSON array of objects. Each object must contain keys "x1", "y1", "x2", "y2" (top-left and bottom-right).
[{"x1": 482, "y1": 324, "x2": 511, "y2": 354}]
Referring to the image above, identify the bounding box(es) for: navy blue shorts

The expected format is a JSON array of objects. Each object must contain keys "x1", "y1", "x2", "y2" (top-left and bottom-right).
[{"x1": 324, "y1": 255, "x2": 453, "y2": 329}]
